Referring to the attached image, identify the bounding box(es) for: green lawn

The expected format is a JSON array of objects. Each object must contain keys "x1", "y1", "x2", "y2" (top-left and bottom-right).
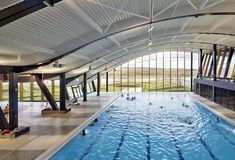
[{"x1": 101, "y1": 80, "x2": 190, "y2": 92}]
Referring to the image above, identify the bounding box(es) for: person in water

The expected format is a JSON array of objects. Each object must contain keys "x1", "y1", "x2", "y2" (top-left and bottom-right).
[
  {"x1": 82, "y1": 129, "x2": 86, "y2": 136},
  {"x1": 217, "y1": 117, "x2": 220, "y2": 123}
]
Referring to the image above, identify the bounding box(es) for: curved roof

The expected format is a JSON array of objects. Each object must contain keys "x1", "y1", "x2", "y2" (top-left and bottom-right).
[{"x1": 0, "y1": 0, "x2": 235, "y2": 79}]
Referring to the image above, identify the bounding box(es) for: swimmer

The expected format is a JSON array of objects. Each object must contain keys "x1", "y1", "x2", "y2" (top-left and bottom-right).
[
  {"x1": 160, "y1": 106, "x2": 163, "y2": 109},
  {"x1": 121, "y1": 94, "x2": 124, "y2": 97},
  {"x1": 149, "y1": 102, "x2": 152, "y2": 105},
  {"x1": 182, "y1": 103, "x2": 185, "y2": 106},
  {"x1": 217, "y1": 117, "x2": 220, "y2": 123},
  {"x1": 185, "y1": 105, "x2": 189, "y2": 108},
  {"x1": 95, "y1": 118, "x2": 98, "y2": 122},
  {"x1": 82, "y1": 129, "x2": 87, "y2": 136},
  {"x1": 185, "y1": 119, "x2": 192, "y2": 125},
  {"x1": 187, "y1": 121, "x2": 192, "y2": 125},
  {"x1": 171, "y1": 97, "x2": 173, "y2": 100},
  {"x1": 127, "y1": 97, "x2": 130, "y2": 100}
]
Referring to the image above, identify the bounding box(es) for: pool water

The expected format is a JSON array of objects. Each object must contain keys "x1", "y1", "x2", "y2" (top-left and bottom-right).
[{"x1": 51, "y1": 93, "x2": 235, "y2": 160}]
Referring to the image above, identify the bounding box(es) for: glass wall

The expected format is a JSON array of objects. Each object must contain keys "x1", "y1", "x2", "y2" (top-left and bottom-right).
[
  {"x1": 54, "y1": 80, "x2": 60, "y2": 101},
  {"x1": 67, "y1": 81, "x2": 96, "y2": 99},
  {"x1": 33, "y1": 82, "x2": 41, "y2": 101},
  {"x1": 228, "y1": 52, "x2": 235, "y2": 78},
  {"x1": 0, "y1": 79, "x2": 65, "y2": 102},
  {"x1": 101, "y1": 51, "x2": 199, "y2": 92}
]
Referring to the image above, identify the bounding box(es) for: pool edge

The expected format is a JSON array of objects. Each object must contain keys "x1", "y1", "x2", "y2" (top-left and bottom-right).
[
  {"x1": 36, "y1": 95, "x2": 120, "y2": 160},
  {"x1": 189, "y1": 94, "x2": 235, "y2": 127}
]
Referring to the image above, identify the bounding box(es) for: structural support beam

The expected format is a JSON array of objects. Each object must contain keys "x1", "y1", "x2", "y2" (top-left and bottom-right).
[
  {"x1": 191, "y1": 52, "x2": 193, "y2": 91},
  {"x1": 106, "y1": 72, "x2": 109, "y2": 92},
  {"x1": 9, "y1": 72, "x2": 18, "y2": 130},
  {"x1": 224, "y1": 47, "x2": 234, "y2": 78},
  {"x1": 0, "y1": 0, "x2": 62, "y2": 27},
  {"x1": 34, "y1": 74, "x2": 58, "y2": 110},
  {"x1": 199, "y1": 49, "x2": 203, "y2": 78},
  {"x1": 92, "y1": 81, "x2": 96, "y2": 92},
  {"x1": 60, "y1": 73, "x2": 66, "y2": 111},
  {"x1": 83, "y1": 73, "x2": 87, "y2": 102},
  {"x1": 0, "y1": 108, "x2": 9, "y2": 130},
  {"x1": 97, "y1": 72, "x2": 100, "y2": 96},
  {"x1": 0, "y1": 81, "x2": 3, "y2": 101},
  {"x1": 10, "y1": 12, "x2": 235, "y2": 72},
  {"x1": 213, "y1": 44, "x2": 217, "y2": 81}
]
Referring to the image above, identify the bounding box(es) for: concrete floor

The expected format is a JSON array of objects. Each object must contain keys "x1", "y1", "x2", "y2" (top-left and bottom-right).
[{"x1": 0, "y1": 93, "x2": 118, "y2": 160}]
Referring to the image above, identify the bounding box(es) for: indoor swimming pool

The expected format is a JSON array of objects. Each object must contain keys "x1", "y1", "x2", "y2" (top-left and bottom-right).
[{"x1": 51, "y1": 93, "x2": 235, "y2": 160}]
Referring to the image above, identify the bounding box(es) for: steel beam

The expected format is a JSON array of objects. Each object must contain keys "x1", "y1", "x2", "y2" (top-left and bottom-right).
[
  {"x1": 92, "y1": 81, "x2": 96, "y2": 92},
  {"x1": 106, "y1": 72, "x2": 109, "y2": 92},
  {"x1": 97, "y1": 72, "x2": 100, "y2": 96},
  {"x1": 199, "y1": 49, "x2": 203, "y2": 77},
  {"x1": 0, "y1": 0, "x2": 62, "y2": 27},
  {"x1": 34, "y1": 74, "x2": 59, "y2": 110},
  {"x1": 223, "y1": 47, "x2": 234, "y2": 78},
  {"x1": 83, "y1": 73, "x2": 87, "y2": 102},
  {"x1": 1, "y1": 12, "x2": 234, "y2": 75},
  {"x1": 213, "y1": 44, "x2": 217, "y2": 81},
  {"x1": 60, "y1": 73, "x2": 66, "y2": 111},
  {"x1": 191, "y1": 52, "x2": 193, "y2": 91},
  {"x1": 28, "y1": 12, "x2": 235, "y2": 68},
  {"x1": 0, "y1": 107, "x2": 9, "y2": 130},
  {"x1": 9, "y1": 72, "x2": 18, "y2": 130}
]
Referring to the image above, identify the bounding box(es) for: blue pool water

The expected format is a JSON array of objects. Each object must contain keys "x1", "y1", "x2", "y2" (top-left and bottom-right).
[{"x1": 51, "y1": 93, "x2": 235, "y2": 160}]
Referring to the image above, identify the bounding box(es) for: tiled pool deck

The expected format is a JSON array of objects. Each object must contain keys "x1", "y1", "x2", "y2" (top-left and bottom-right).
[
  {"x1": 0, "y1": 93, "x2": 118, "y2": 160},
  {"x1": 0, "y1": 92, "x2": 234, "y2": 160}
]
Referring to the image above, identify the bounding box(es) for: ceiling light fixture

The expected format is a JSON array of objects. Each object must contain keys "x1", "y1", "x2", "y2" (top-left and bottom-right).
[
  {"x1": 53, "y1": 60, "x2": 65, "y2": 68},
  {"x1": 148, "y1": 26, "x2": 154, "y2": 32}
]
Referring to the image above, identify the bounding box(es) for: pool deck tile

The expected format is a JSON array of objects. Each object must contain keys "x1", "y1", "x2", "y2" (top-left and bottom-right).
[{"x1": 0, "y1": 93, "x2": 118, "y2": 160}]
